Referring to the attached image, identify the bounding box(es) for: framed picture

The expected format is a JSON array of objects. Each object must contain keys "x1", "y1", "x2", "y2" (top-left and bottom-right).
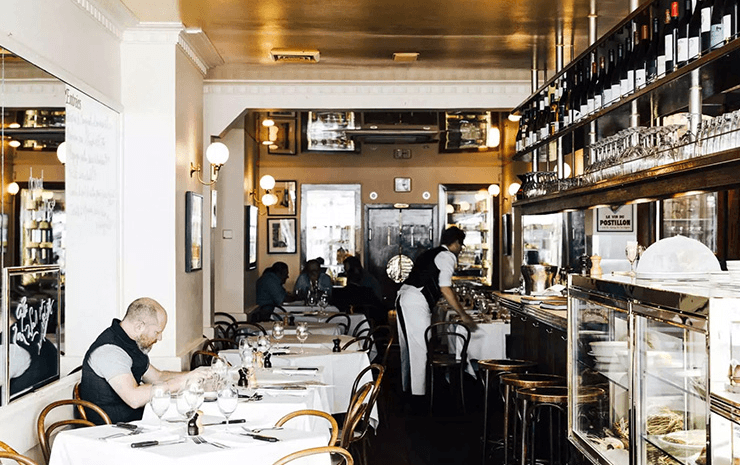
[
  {"x1": 266, "y1": 118, "x2": 297, "y2": 155},
  {"x1": 267, "y1": 180, "x2": 297, "y2": 216},
  {"x1": 267, "y1": 218, "x2": 297, "y2": 254},
  {"x1": 268, "y1": 111, "x2": 297, "y2": 118},
  {"x1": 245, "y1": 205, "x2": 258, "y2": 270},
  {"x1": 596, "y1": 205, "x2": 634, "y2": 232},
  {"x1": 394, "y1": 177, "x2": 412, "y2": 192},
  {"x1": 185, "y1": 191, "x2": 203, "y2": 272}
]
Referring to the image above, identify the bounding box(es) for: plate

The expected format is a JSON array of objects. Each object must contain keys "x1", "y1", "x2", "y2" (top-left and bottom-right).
[{"x1": 655, "y1": 430, "x2": 706, "y2": 458}]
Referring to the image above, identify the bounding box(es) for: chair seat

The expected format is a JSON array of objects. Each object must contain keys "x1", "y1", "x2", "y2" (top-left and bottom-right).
[{"x1": 429, "y1": 354, "x2": 463, "y2": 367}]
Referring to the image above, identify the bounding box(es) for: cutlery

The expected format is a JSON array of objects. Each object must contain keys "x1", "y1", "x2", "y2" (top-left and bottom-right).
[
  {"x1": 191, "y1": 435, "x2": 230, "y2": 449},
  {"x1": 242, "y1": 426, "x2": 283, "y2": 433},
  {"x1": 100, "y1": 424, "x2": 144, "y2": 440},
  {"x1": 130, "y1": 438, "x2": 186, "y2": 448},
  {"x1": 240, "y1": 431, "x2": 280, "y2": 442},
  {"x1": 202, "y1": 418, "x2": 246, "y2": 427}
]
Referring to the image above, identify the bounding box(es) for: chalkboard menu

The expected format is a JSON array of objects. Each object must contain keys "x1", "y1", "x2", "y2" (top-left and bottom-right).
[{"x1": 1, "y1": 265, "x2": 61, "y2": 405}]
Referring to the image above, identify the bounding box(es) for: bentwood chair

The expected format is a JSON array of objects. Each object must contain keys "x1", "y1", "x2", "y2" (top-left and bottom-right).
[
  {"x1": 37, "y1": 399, "x2": 111, "y2": 463},
  {"x1": 326, "y1": 313, "x2": 351, "y2": 335},
  {"x1": 0, "y1": 451, "x2": 40, "y2": 465},
  {"x1": 214, "y1": 312, "x2": 238, "y2": 325},
  {"x1": 366, "y1": 325, "x2": 394, "y2": 367},
  {"x1": 0, "y1": 441, "x2": 18, "y2": 453},
  {"x1": 425, "y1": 321, "x2": 471, "y2": 415},
  {"x1": 275, "y1": 409, "x2": 338, "y2": 445},
  {"x1": 338, "y1": 382, "x2": 373, "y2": 449},
  {"x1": 352, "y1": 318, "x2": 373, "y2": 337},
  {"x1": 272, "y1": 446, "x2": 354, "y2": 465},
  {"x1": 72, "y1": 382, "x2": 88, "y2": 421},
  {"x1": 228, "y1": 322, "x2": 267, "y2": 341},
  {"x1": 202, "y1": 338, "x2": 238, "y2": 353},
  {"x1": 213, "y1": 320, "x2": 233, "y2": 339},
  {"x1": 189, "y1": 350, "x2": 221, "y2": 369},
  {"x1": 341, "y1": 336, "x2": 373, "y2": 352}
]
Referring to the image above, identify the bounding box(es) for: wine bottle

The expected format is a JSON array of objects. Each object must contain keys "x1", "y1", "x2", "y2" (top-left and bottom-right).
[
  {"x1": 666, "y1": 2, "x2": 679, "y2": 73},
  {"x1": 561, "y1": 72, "x2": 572, "y2": 127},
  {"x1": 577, "y1": 66, "x2": 588, "y2": 121},
  {"x1": 677, "y1": 0, "x2": 693, "y2": 66},
  {"x1": 711, "y1": 0, "x2": 726, "y2": 49},
  {"x1": 649, "y1": 16, "x2": 662, "y2": 81},
  {"x1": 610, "y1": 43, "x2": 623, "y2": 103},
  {"x1": 689, "y1": 0, "x2": 703, "y2": 59},
  {"x1": 606, "y1": 49, "x2": 618, "y2": 106},
  {"x1": 539, "y1": 92, "x2": 550, "y2": 141},
  {"x1": 700, "y1": 0, "x2": 714, "y2": 50},
  {"x1": 723, "y1": 0, "x2": 737, "y2": 42},
  {"x1": 596, "y1": 55, "x2": 606, "y2": 111},
  {"x1": 587, "y1": 59, "x2": 596, "y2": 115},
  {"x1": 621, "y1": 33, "x2": 634, "y2": 97},
  {"x1": 636, "y1": 24, "x2": 650, "y2": 88},
  {"x1": 527, "y1": 106, "x2": 536, "y2": 147},
  {"x1": 516, "y1": 114, "x2": 524, "y2": 152}
]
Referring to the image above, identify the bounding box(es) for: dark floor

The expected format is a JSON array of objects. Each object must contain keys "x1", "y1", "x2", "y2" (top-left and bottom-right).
[{"x1": 364, "y1": 351, "x2": 503, "y2": 465}]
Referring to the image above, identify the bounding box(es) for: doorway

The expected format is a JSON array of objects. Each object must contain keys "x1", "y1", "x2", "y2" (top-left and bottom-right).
[{"x1": 364, "y1": 204, "x2": 438, "y2": 305}]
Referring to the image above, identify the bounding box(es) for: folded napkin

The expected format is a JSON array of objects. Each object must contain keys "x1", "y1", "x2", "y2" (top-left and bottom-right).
[{"x1": 109, "y1": 430, "x2": 181, "y2": 445}]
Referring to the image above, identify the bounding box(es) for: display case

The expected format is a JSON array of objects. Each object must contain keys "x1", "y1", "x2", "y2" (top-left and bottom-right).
[
  {"x1": 306, "y1": 111, "x2": 356, "y2": 152},
  {"x1": 444, "y1": 187, "x2": 493, "y2": 284},
  {"x1": 661, "y1": 192, "x2": 717, "y2": 252},
  {"x1": 567, "y1": 275, "x2": 729, "y2": 465}
]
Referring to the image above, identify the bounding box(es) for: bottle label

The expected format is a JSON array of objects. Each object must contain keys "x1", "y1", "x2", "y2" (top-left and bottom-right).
[
  {"x1": 563, "y1": 114, "x2": 571, "y2": 127},
  {"x1": 711, "y1": 23, "x2": 724, "y2": 48},
  {"x1": 665, "y1": 35, "x2": 673, "y2": 61},
  {"x1": 658, "y1": 55, "x2": 667, "y2": 76},
  {"x1": 677, "y1": 37, "x2": 688, "y2": 62},
  {"x1": 724, "y1": 15, "x2": 733, "y2": 41},
  {"x1": 624, "y1": 70, "x2": 635, "y2": 95},
  {"x1": 702, "y1": 8, "x2": 711, "y2": 33},
  {"x1": 689, "y1": 36, "x2": 700, "y2": 59},
  {"x1": 636, "y1": 68, "x2": 646, "y2": 88},
  {"x1": 594, "y1": 93, "x2": 603, "y2": 110},
  {"x1": 579, "y1": 104, "x2": 587, "y2": 119},
  {"x1": 540, "y1": 127, "x2": 548, "y2": 139},
  {"x1": 611, "y1": 83, "x2": 621, "y2": 102},
  {"x1": 587, "y1": 98, "x2": 595, "y2": 114}
]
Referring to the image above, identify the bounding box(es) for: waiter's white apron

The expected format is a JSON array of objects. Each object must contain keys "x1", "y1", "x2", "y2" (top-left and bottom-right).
[{"x1": 396, "y1": 284, "x2": 431, "y2": 395}]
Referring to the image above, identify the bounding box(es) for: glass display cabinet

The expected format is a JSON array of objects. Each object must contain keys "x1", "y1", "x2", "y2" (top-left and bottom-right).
[
  {"x1": 568, "y1": 275, "x2": 727, "y2": 465},
  {"x1": 443, "y1": 187, "x2": 494, "y2": 284},
  {"x1": 306, "y1": 111, "x2": 356, "y2": 152}
]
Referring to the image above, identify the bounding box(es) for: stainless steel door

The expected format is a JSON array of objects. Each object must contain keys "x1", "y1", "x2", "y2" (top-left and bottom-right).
[{"x1": 365, "y1": 205, "x2": 437, "y2": 305}]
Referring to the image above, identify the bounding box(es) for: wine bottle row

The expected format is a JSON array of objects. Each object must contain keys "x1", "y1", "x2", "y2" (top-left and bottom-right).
[{"x1": 515, "y1": 0, "x2": 740, "y2": 154}]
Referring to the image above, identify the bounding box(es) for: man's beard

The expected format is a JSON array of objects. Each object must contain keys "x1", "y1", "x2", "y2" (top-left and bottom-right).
[{"x1": 136, "y1": 337, "x2": 154, "y2": 354}]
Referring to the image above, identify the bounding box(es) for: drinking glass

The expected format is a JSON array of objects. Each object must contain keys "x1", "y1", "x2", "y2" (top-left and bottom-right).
[
  {"x1": 150, "y1": 383, "x2": 171, "y2": 429},
  {"x1": 211, "y1": 356, "x2": 228, "y2": 390},
  {"x1": 175, "y1": 391, "x2": 191, "y2": 420},
  {"x1": 217, "y1": 384, "x2": 239, "y2": 432},
  {"x1": 318, "y1": 291, "x2": 329, "y2": 314},
  {"x1": 296, "y1": 322, "x2": 309, "y2": 354},
  {"x1": 183, "y1": 379, "x2": 205, "y2": 416},
  {"x1": 271, "y1": 322, "x2": 285, "y2": 344},
  {"x1": 625, "y1": 241, "x2": 639, "y2": 277},
  {"x1": 257, "y1": 335, "x2": 271, "y2": 355}
]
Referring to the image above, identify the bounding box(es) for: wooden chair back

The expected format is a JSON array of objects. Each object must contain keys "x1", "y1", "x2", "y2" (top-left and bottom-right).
[
  {"x1": 272, "y1": 446, "x2": 353, "y2": 465},
  {"x1": 351, "y1": 318, "x2": 372, "y2": 337},
  {"x1": 202, "y1": 338, "x2": 238, "y2": 353},
  {"x1": 37, "y1": 399, "x2": 111, "y2": 463},
  {"x1": 425, "y1": 321, "x2": 471, "y2": 364},
  {"x1": 0, "y1": 451, "x2": 41, "y2": 465},
  {"x1": 213, "y1": 320, "x2": 233, "y2": 339},
  {"x1": 348, "y1": 364, "x2": 385, "y2": 441},
  {"x1": 189, "y1": 350, "x2": 220, "y2": 369},
  {"x1": 0, "y1": 441, "x2": 19, "y2": 453},
  {"x1": 367, "y1": 325, "x2": 394, "y2": 366},
  {"x1": 228, "y1": 322, "x2": 267, "y2": 341},
  {"x1": 340, "y1": 381, "x2": 373, "y2": 448},
  {"x1": 214, "y1": 312, "x2": 238, "y2": 325},
  {"x1": 274, "y1": 409, "x2": 338, "y2": 445},
  {"x1": 325, "y1": 313, "x2": 351, "y2": 335},
  {"x1": 72, "y1": 382, "x2": 89, "y2": 421},
  {"x1": 341, "y1": 336, "x2": 373, "y2": 352}
]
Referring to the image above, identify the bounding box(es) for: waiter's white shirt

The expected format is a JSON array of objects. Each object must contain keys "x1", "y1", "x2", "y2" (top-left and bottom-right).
[{"x1": 397, "y1": 245, "x2": 457, "y2": 395}]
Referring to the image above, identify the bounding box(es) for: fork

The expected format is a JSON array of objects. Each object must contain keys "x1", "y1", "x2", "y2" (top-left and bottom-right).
[
  {"x1": 242, "y1": 426, "x2": 283, "y2": 434},
  {"x1": 192, "y1": 435, "x2": 230, "y2": 449},
  {"x1": 100, "y1": 427, "x2": 144, "y2": 440}
]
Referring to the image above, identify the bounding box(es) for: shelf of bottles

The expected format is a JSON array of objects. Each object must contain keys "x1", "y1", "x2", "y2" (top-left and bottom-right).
[
  {"x1": 513, "y1": 0, "x2": 740, "y2": 201},
  {"x1": 446, "y1": 190, "x2": 493, "y2": 283},
  {"x1": 306, "y1": 111, "x2": 357, "y2": 151},
  {"x1": 19, "y1": 188, "x2": 65, "y2": 267}
]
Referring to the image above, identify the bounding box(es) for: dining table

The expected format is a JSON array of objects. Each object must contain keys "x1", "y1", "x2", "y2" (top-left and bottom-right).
[
  {"x1": 445, "y1": 309, "x2": 511, "y2": 377},
  {"x1": 281, "y1": 302, "x2": 368, "y2": 335},
  {"x1": 48, "y1": 371, "x2": 334, "y2": 465}
]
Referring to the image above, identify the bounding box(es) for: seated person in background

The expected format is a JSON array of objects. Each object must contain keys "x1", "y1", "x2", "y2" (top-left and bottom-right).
[
  {"x1": 331, "y1": 266, "x2": 388, "y2": 325},
  {"x1": 343, "y1": 256, "x2": 384, "y2": 303},
  {"x1": 293, "y1": 259, "x2": 333, "y2": 300},
  {"x1": 252, "y1": 262, "x2": 293, "y2": 322},
  {"x1": 79, "y1": 297, "x2": 206, "y2": 424}
]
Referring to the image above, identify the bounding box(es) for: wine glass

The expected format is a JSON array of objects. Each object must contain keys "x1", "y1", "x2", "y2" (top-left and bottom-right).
[
  {"x1": 296, "y1": 322, "x2": 309, "y2": 354},
  {"x1": 625, "y1": 241, "x2": 639, "y2": 277},
  {"x1": 211, "y1": 356, "x2": 228, "y2": 390},
  {"x1": 271, "y1": 322, "x2": 285, "y2": 344},
  {"x1": 150, "y1": 383, "x2": 171, "y2": 429},
  {"x1": 175, "y1": 391, "x2": 191, "y2": 420},
  {"x1": 217, "y1": 384, "x2": 239, "y2": 432},
  {"x1": 183, "y1": 379, "x2": 204, "y2": 417},
  {"x1": 318, "y1": 291, "x2": 329, "y2": 315}
]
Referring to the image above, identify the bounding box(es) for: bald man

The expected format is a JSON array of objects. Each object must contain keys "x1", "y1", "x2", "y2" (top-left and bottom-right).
[{"x1": 79, "y1": 297, "x2": 206, "y2": 424}]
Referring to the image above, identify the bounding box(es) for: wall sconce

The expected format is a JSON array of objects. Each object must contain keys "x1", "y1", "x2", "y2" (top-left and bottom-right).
[
  {"x1": 487, "y1": 184, "x2": 500, "y2": 197},
  {"x1": 248, "y1": 174, "x2": 279, "y2": 210},
  {"x1": 508, "y1": 182, "x2": 521, "y2": 197},
  {"x1": 7, "y1": 182, "x2": 19, "y2": 195},
  {"x1": 486, "y1": 127, "x2": 501, "y2": 148},
  {"x1": 190, "y1": 140, "x2": 230, "y2": 186},
  {"x1": 56, "y1": 142, "x2": 67, "y2": 164}
]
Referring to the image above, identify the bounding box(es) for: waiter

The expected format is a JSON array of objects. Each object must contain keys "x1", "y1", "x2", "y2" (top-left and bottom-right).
[{"x1": 396, "y1": 226, "x2": 477, "y2": 401}]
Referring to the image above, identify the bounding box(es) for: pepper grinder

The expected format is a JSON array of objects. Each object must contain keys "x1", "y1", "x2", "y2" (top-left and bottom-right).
[
  {"x1": 264, "y1": 352, "x2": 272, "y2": 368},
  {"x1": 237, "y1": 368, "x2": 248, "y2": 387},
  {"x1": 332, "y1": 338, "x2": 341, "y2": 352}
]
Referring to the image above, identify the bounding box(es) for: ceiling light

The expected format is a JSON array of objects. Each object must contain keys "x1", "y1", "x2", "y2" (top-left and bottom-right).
[
  {"x1": 262, "y1": 119, "x2": 275, "y2": 127},
  {"x1": 508, "y1": 114, "x2": 522, "y2": 122},
  {"x1": 488, "y1": 184, "x2": 500, "y2": 197},
  {"x1": 270, "y1": 49, "x2": 320, "y2": 63},
  {"x1": 393, "y1": 52, "x2": 419, "y2": 62},
  {"x1": 9, "y1": 140, "x2": 20, "y2": 148},
  {"x1": 563, "y1": 162, "x2": 571, "y2": 178}
]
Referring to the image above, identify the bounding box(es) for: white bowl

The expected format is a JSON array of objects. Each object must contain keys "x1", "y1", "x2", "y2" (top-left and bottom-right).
[
  {"x1": 590, "y1": 341, "x2": 628, "y2": 357},
  {"x1": 656, "y1": 430, "x2": 706, "y2": 458}
]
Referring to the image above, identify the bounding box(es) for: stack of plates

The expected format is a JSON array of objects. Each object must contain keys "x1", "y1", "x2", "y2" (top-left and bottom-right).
[{"x1": 590, "y1": 341, "x2": 628, "y2": 371}]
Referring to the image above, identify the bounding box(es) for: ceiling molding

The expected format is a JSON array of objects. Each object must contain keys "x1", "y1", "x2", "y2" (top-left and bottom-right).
[{"x1": 69, "y1": 0, "x2": 138, "y2": 39}]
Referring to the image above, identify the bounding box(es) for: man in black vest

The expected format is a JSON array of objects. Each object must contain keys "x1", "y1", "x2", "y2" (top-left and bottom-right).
[
  {"x1": 396, "y1": 226, "x2": 476, "y2": 401},
  {"x1": 79, "y1": 297, "x2": 206, "y2": 424}
]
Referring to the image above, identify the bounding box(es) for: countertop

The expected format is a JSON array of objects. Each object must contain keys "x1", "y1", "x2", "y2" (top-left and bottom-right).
[{"x1": 493, "y1": 292, "x2": 568, "y2": 331}]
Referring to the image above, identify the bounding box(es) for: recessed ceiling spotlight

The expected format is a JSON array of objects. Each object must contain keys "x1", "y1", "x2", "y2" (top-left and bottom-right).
[{"x1": 393, "y1": 52, "x2": 419, "y2": 62}]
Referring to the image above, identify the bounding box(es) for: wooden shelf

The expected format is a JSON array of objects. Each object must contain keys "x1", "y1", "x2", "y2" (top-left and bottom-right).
[{"x1": 514, "y1": 149, "x2": 740, "y2": 215}]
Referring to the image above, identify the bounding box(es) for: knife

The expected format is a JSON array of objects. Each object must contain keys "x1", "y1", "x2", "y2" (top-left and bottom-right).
[
  {"x1": 130, "y1": 438, "x2": 186, "y2": 448},
  {"x1": 202, "y1": 418, "x2": 246, "y2": 427},
  {"x1": 240, "y1": 431, "x2": 279, "y2": 442},
  {"x1": 115, "y1": 422, "x2": 139, "y2": 431}
]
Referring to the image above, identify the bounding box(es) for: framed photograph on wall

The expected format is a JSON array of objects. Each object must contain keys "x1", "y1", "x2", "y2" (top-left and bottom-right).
[
  {"x1": 267, "y1": 180, "x2": 297, "y2": 216},
  {"x1": 267, "y1": 218, "x2": 297, "y2": 254},
  {"x1": 266, "y1": 118, "x2": 297, "y2": 155},
  {"x1": 185, "y1": 191, "x2": 203, "y2": 272},
  {"x1": 245, "y1": 205, "x2": 258, "y2": 270}
]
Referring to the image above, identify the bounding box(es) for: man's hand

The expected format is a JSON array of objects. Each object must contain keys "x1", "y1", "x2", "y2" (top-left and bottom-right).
[{"x1": 459, "y1": 313, "x2": 478, "y2": 331}]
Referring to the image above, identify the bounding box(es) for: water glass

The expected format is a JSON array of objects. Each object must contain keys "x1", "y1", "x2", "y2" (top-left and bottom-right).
[
  {"x1": 296, "y1": 322, "x2": 309, "y2": 353},
  {"x1": 271, "y1": 322, "x2": 285, "y2": 343},
  {"x1": 150, "y1": 384, "x2": 171, "y2": 428},
  {"x1": 217, "y1": 384, "x2": 239, "y2": 432},
  {"x1": 183, "y1": 379, "x2": 204, "y2": 415},
  {"x1": 175, "y1": 391, "x2": 191, "y2": 419}
]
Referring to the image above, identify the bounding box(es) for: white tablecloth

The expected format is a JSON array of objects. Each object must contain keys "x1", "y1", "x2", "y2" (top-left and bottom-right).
[
  {"x1": 453, "y1": 320, "x2": 510, "y2": 376},
  {"x1": 283, "y1": 322, "x2": 341, "y2": 336},
  {"x1": 48, "y1": 421, "x2": 330, "y2": 465},
  {"x1": 281, "y1": 303, "x2": 368, "y2": 335}
]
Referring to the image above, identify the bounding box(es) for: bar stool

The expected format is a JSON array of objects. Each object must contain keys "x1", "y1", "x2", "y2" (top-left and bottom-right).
[
  {"x1": 478, "y1": 359, "x2": 537, "y2": 465},
  {"x1": 499, "y1": 373, "x2": 565, "y2": 465},
  {"x1": 517, "y1": 386, "x2": 605, "y2": 465}
]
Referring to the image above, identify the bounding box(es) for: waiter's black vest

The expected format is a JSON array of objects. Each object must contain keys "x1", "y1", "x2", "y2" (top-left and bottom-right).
[
  {"x1": 79, "y1": 319, "x2": 150, "y2": 424},
  {"x1": 403, "y1": 246, "x2": 447, "y2": 309}
]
